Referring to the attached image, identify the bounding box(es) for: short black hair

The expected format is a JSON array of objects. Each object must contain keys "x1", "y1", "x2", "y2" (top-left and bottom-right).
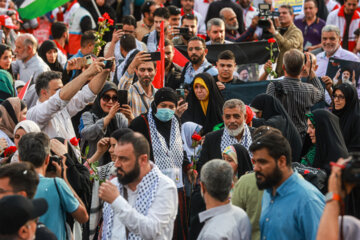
[
  {"x1": 0, "y1": 162, "x2": 39, "y2": 199},
  {"x1": 141, "y1": 0, "x2": 156, "y2": 15},
  {"x1": 81, "y1": 30, "x2": 96, "y2": 48},
  {"x1": 181, "y1": 13, "x2": 197, "y2": 25},
  {"x1": 122, "y1": 15, "x2": 137, "y2": 28},
  {"x1": 304, "y1": 0, "x2": 318, "y2": 8},
  {"x1": 120, "y1": 34, "x2": 137, "y2": 53},
  {"x1": 51, "y1": 22, "x2": 68, "y2": 39},
  {"x1": 217, "y1": 50, "x2": 235, "y2": 61},
  {"x1": 249, "y1": 131, "x2": 292, "y2": 166},
  {"x1": 165, "y1": 38, "x2": 174, "y2": 48},
  {"x1": 188, "y1": 36, "x2": 206, "y2": 48},
  {"x1": 167, "y1": 5, "x2": 181, "y2": 16},
  {"x1": 118, "y1": 132, "x2": 150, "y2": 160},
  {"x1": 110, "y1": 128, "x2": 134, "y2": 141},
  {"x1": 35, "y1": 71, "x2": 62, "y2": 96},
  {"x1": 18, "y1": 132, "x2": 50, "y2": 168},
  {"x1": 153, "y1": 7, "x2": 170, "y2": 19}
]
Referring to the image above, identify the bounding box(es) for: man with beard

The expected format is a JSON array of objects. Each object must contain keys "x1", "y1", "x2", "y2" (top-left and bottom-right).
[
  {"x1": 180, "y1": 0, "x2": 206, "y2": 35},
  {"x1": 99, "y1": 131, "x2": 178, "y2": 239},
  {"x1": 250, "y1": 131, "x2": 325, "y2": 240},
  {"x1": 118, "y1": 51, "x2": 157, "y2": 117},
  {"x1": 181, "y1": 36, "x2": 218, "y2": 85},
  {"x1": 164, "y1": 39, "x2": 183, "y2": 89},
  {"x1": 198, "y1": 99, "x2": 253, "y2": 172},
  {"x1": 219, "y1": 8, "x2": 257, "y2": 42},
  {"x1": 172, "y1": 13, "x2": 198, "y2": 46},
  {"x1": 136, "y1": 0, "x2": 157, "y2": 41},
  {"x1": 205, "y1": 18, "x2": 232, "y2": 45}
]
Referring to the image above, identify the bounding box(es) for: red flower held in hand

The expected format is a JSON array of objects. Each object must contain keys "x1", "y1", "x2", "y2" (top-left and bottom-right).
[
  {"x1": 268, "y1": 38, "x2": 276, "y2": 43},
  {"x1": 108, "y1": 19, "x2": 114, "y2": 26},
  {"x1": 102, "y1": 12, "x2": 110, "y2": 20},
  {"x1": 70, "y1": 137, "x2": 80, "y2": 147},
  {"x1": 98, "y1": 17, "x2": 105, "y2": 22},
  {"x1": 191, "y1": 134, "x2": 202, "y2": 142},
  {"x1": 4, "y1": 146, "x2": 17, "y2": 157}
]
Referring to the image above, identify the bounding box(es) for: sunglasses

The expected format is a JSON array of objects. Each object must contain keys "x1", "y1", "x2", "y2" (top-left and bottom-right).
[{"x1": 102, "y1": 94, "x2": 118, "y2": 103}]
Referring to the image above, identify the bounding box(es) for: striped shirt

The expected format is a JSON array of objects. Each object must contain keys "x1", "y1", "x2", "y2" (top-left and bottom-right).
[
  {"x1": 266, "y1": 76, "x2": 324, "y2": 135},
  {"x1": 118, "y1": 71, "x2": 156, "y2": 118}
]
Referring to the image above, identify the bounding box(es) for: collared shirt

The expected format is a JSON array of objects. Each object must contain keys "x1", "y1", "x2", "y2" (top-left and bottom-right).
[
  {"x1": 136, "y1": 19, "x2": 155, "y2": 41},
  {"x1": 266, "y1": 76, "x2": 324, "y2": 134},
  {"x1": 315, "y1": 46, "x2": 360, "y2": 77},
  {"x1": 198, "y1": 203, "x2": 251, "y2": 240},
  {"x1": 184, "y1": 59, "x2": 218, "y2": 84},
  {"x1": 118, "y1": 70, "x2": 157, "y2": 117},
  {"x1": 110, "y1": 163, "x2": 178, "y2": 240},
  {"x1": 27, "y1": 85, "x2": 96, "y2": 140},
  {"x1": 294, "y1": 17, "x2": 326, "y2": 48},
  {"x1": 11, "y1": 54, "x2": 50, "y2": 83},
  {"x1": 260, "y1": 173, "x2": 325, "y2": 240}
]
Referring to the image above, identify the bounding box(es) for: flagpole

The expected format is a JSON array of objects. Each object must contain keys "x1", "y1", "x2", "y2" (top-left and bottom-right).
[{"x1": 90, "y1": 0, "x2": 102, "y2": 18}]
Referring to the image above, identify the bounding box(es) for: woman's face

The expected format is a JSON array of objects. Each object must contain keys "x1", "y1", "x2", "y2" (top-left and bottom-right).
[
  {"x1": 20, "y1": 107, "x2": 27, "y2": 121},
  {"x1": 46, "y1": 49, "x2": 57, "y2": 64},
  {"x1": 96, "y1": 0, "x2": 105, "y2": 6},
  {"x1": 100, "y1": 90, "x2": 117, "y2": 113},
  {"x1": 14, "y1": 128, "x2": 26, "y2": 147},
  {"x1": 333, "y1": 89, "x2": 346, "y2": 110},
  {"x1": 307, "y1": 119, "x2": 316, "y2": 144},
  {"x1": 194, "y1": 83, "x2": 208, "y2": 101},
  {"x1": 223, "y1": 153, "x2": 238, "y2": 175},
  {"x1": 0, "y1": 49, "x2": 12, "y2": 70}
]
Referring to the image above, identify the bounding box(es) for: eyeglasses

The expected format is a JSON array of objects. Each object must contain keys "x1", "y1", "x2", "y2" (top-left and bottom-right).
[
  {"x1": 333, "y1": 94, "x2": 345, "y2": 100},
  {"x1": 188, "y1": 47, "x2": 203, "y2": 51},
  {"x1": 102, "y1": 95, "x2": 118, "y2": 103}
]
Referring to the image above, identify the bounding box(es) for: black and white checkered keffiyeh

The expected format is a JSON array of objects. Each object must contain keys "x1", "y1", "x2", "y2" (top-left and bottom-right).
[
  {"x1": 220, "y1": 124, "x2": 253, "y2": 154},
  {"x1": 102, "y1": 163, "x2": 160, "y2": 240},
  {"x1": 147, "y1": 108, "x2": 184, "y2": 171}
]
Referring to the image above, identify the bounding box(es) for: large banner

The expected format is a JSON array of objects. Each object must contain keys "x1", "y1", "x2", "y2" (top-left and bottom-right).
[
  {"x1": 326, "y1": 57, "x2": 360, "y2": 87},
  {"x1": 274, "y1": 0, "x2": 304, "y2": 13}
]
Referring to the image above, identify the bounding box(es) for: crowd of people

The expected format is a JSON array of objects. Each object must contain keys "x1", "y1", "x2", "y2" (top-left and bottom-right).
[{"x1": 0, "y1": 0, "x2": 360, "y2": 239}]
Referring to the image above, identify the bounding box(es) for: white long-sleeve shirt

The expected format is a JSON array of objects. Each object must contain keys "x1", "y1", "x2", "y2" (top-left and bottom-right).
[
  {"x1": 110, "y1": 166, "x2": 178, "y2": 240},
  {"x1": 27, "y1": 85, "x2": 96, "y2": 140}
]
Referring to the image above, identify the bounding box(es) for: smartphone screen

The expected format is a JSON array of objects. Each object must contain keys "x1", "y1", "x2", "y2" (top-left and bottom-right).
[
  {"x1": 175, "y1": 27, "x2": 189, "y2": 35},
  {"x1": 104, "y1": 59, "x2": 113, "y2": 69},
  {"x1": 147, "y1": 52, "x2": 161, "y2": 61},
  {"x1": 115, "y1": 23, "x2": 123, "y2": 30},
  {"x1": 117, "y1": 90, "x2": 128, "y2": 106}
]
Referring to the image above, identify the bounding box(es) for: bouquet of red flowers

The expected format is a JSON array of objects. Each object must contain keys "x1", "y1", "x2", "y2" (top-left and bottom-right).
[{"x1": 93, "y1": 12, "x2": 114, "y2": 56}]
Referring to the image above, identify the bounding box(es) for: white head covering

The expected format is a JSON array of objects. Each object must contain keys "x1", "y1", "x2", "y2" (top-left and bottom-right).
[
  {"x1": 13, "y1": 120, "x2": 41, "y2": 135},
  {"x1": 181, "y1": 121, "x2": 202, "y2": 161}
]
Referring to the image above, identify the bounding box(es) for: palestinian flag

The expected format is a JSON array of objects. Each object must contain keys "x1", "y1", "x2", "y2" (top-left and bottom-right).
[{"x1": 15, "y1": 0, "x2": 70, "y2": 20}]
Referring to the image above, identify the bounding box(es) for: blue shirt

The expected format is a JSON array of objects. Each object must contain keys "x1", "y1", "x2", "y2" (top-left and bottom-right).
[
  {"x1": 34, "y1": 176, "x2": 79, "y2": 240},
  {"x1": 67, "y1": 50, "x2": 85, "y2": 81},
  {"x1": 184, "y1": 59, "x2": 218, "y2": 84},
  {"x1": 260, "y1": 173, "x2": 325, "y2": 240}
]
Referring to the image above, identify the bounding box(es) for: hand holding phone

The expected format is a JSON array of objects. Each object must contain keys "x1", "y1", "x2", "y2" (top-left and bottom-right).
[{"x1": 117, "y1": 90, "x2": 128, "y2": 107}]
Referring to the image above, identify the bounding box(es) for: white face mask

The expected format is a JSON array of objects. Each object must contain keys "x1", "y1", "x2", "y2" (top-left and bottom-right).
[{"x1": 226, "y1": 123, "x2": 244, "y2": 137}]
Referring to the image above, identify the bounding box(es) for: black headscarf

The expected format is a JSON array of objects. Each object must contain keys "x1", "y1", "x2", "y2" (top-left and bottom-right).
[
  {"x1": 332, "y1": 83, "x2": 360, "y2": 152},
  {"x1": 301, "y1": 109, "x2": 348, "y2": 173},
  {"x1": 251, "y1": 93, "x2": 303, "y2": 162},
  {"x1": 181, "y1": 73, "x2": 224, "y2": 135},
  {"x1": 38, "y1": 40, "x2": 63, "y2": 72},
  {"x1": 231, "y1": 144, "x2": 253, "y2": 177}
]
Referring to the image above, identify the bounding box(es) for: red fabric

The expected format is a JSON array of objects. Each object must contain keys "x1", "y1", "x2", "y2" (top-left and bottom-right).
[
  {"x1": 338, "y1": 5, "x2": 360, "y2": 20},
  {"x1": 245, "y1": 105, "x2": 254, "y2": 125},
  {"x1": 18, "y1": 79, "x2": 31, "y2": 100},
  {"x1": 68, "y1": 34, "x2": 81, "y2": 55},
  {"x1": 173, "y1": 48, "x2": 189, "y2": 67},
  {"x1": 54, "y1": 40, "x2": 67, "y2": 55},
  {"x1": 153, "y1": 21, "x2": 165, "y2": 89},
  {"x1": 180, "y1": 8, "x2": 194, "y2": 16}
]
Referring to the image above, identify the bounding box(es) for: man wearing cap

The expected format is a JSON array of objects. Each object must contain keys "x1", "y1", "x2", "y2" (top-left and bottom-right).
[
  {"x1": 0, "y1": 14, "x2": 19, "y2": 50},
  {"x1": 0, "y1": 195, "x2": 48, "y2": 240}
]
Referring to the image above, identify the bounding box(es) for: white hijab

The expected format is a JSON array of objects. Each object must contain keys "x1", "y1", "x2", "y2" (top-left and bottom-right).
[{"x1": 181, "y1": 122, "x2": 202, "y2": 161}]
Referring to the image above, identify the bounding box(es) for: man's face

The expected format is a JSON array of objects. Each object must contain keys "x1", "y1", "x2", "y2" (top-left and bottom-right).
[
  {"x1": 217, "y1": 59, "x2": 235, "y2": 80},
  {"x1": 222, "y1": 10, "x2": 239, "y2": 31},
  {"x1": 0, "y1": 177, "x2": 15, "y2": 199},
  {"x1": 169, "y1": 14, "x2": 181, "y2": 27},
  {"x1": 208, "y1": 24, "x2": 225, "y2": 44},
  {"x1": 321, "y1": 31, "x2": 341, "y2": 56},
  {"x1": 182, "y1": 18, "x2": 198, "y2": 38},
  {"x1": 304, "y1": 1, "x2": 318, "y2": 20},
  {"x1": 252, "y1": 148, "x2": 283, "y2": 190},
  {"x1": 114, "y1": 143, "x2": 141, "y2": 185},
  {"x1": 239, "y1": 0, "x2": 251, "y2": 9},
  {"x1": 136, "y1": 62, "x2": 156, "y2": 87},
  {"x1": 222, "y1": 107, "x2": 245, "y2": 131},
  {"x1": 154, "y1": 16, "x2": 169, "y2": 33},
  {"x1": 181, "y1": 0, "x2": 194, "y2": 12},
  {"x1": 123, "y1": 24, "x2": 136, "y2": 37},
  {"x1": 187, "y1": 40, "x2": 206, "y2": 65},
  {"x1": 342, "y1": 70, "x2": 351, "y2": 81},
  {"x1": 278, "y1": 7, "x2": 293, "y2": 27},
  {"x1": 164, "y1": 45, "x2": 174, "y2": 67},
  {"x1": 344, "y1": 0, "x2": 358, "y2": 15},
  {"x1": 15, "y1": 38, "x2": 30, "y2": 61},
  {"x1": 239, "y1": 69, "x2": 249, "y2": 81},
  {"x1": 0, "y1": 0, "x2": 6, "y2": 8},
  {"x1": 46, "y1": 79, "x2": 63, "y2": 100}
]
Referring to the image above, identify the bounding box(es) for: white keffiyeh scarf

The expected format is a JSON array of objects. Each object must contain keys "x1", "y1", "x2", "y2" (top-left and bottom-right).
[
  {"x1": 102, "y1": 163, "x2": 160, "y2": 240},
  {"x1": 220, "y1": 125, "x2": 253, "y2": 154}
]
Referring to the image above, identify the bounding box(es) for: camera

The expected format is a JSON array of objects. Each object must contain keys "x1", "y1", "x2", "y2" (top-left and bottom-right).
[
  {"x1": 258, "y1": 3, "x2": 280, "y2": 29},
  {"x1": 46, "y1": 155, "x2": 62, "y2": 172},
  {"x1": 342, "y1": 152, "x2": 360, "y2": 184}
]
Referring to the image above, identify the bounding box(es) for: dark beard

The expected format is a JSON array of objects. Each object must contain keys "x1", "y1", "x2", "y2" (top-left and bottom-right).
[
  {"x1": 255, "y1": 164, "x2": 283, "y2": 190},
  {"x1": 182, "y1": 33, "x2": 193, "y2": 41},
  {"x1": 117, "y1": 160, "x2": 140, "y2": 185},
  {"x1": 190, "y1": 53, "x2": 204, "y2": 65}
]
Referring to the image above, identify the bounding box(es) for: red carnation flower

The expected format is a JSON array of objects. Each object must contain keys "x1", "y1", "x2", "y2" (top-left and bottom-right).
[
  {"x1": 191, "y1": 134, "x2": 202, "y2": 142},
  {"x1": 268, "y1": 38, "x2": 276, "y2": 43},
  {"x1": 102, "y1": 12, "x2": 110, "y2": 20},
  {"x1": 98, "y1": 17, "x2": 105, "y2": 22},
  {"x1": 70, "y1": 137, "x2": 79, "y2": 147},
  {"x1": 304, "y1": 170, "x2": 310, "y2": 174},
  {"x1": 4, "y1": 146, "x2": 17, "y2": 157},
  {"x1": 108, "y1": 19, "x2": 114, "y2": 26}
]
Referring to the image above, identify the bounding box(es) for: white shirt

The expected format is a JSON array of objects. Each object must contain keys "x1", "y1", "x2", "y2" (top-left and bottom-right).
[
  {"x1": 27, "y1": 85, "x2": 96, "y2": 140},
  {"x1": 57, "y1": 49, "x2": 67, "y2": 68},
  {"x1": 194, "y1": 0, "x2": 210, "y2": 34},
  {"x1": 110, "y1": 166, "x2": 178, "y2": 240},
  {"x1": 11, "y1": 54, "x2": 50, "y2": 83}
]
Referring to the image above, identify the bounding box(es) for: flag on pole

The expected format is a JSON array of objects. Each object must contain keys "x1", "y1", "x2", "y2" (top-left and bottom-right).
[
  {"x1": 16, "y1": 0, "x2": 70, "y2": 20},
  {"x1": 17, "y1": 78, "x2": 31, "y2": 100},
  {"x1": 153, "y1": 21, "x2": 165, "y2": 89}
]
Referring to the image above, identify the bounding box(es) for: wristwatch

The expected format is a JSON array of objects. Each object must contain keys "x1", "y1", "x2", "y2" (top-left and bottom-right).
[{"x1": 325, "y1": 192, "x2": 341, "y2": 203}]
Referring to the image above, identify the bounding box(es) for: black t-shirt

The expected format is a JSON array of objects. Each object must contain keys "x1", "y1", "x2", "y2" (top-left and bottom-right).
[
  {"x1": 343, "y1": 13, "x2": 353, "y2": 50},
  {"x1": 36, "y1": 223, "x2": 57, "y2": 240}
]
